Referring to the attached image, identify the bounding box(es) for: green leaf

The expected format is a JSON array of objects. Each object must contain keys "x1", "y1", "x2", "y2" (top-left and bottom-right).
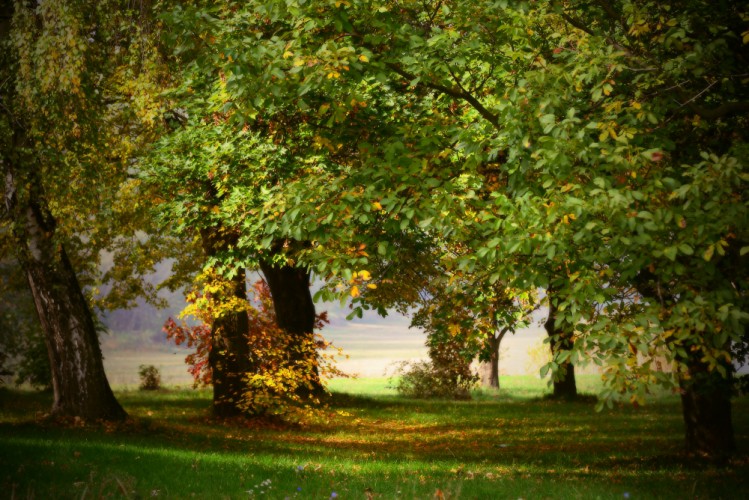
[
  {"x1": 678, "y1": 244, "x2": 693, "y2": 256},
  {"x1": 663, "y1": 246, "x2": 678, "y2": 261}
]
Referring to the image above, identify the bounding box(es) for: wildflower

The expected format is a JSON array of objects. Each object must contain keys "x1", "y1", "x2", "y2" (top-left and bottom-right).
[
  {"x1": 330, "y1": 492, "x2": 338, "y2": 499},
  {"x1": 623, "y1": 494, "x2": 631, "y2": 499}
]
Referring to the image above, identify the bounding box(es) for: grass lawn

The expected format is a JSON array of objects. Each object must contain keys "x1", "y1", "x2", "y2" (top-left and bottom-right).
[{"x1": 1, "y1": 376, "x2": 748, "y2": 499}]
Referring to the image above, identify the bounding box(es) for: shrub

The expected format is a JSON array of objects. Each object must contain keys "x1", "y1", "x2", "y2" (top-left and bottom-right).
[
  {"x1": 138, "y1": 364, "x2": 161, "y2": 391},
  {"x1": 13, "y1": 330, "x2": 52, "y2": 390},
  {"x1": 390, "y1": 358, "x2": 477, "y2": 400}
]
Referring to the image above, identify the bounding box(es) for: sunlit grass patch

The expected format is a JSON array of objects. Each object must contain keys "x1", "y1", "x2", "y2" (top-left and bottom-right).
[{"x1": 1, "y1": 378, "x2": 748, "y2": 499}]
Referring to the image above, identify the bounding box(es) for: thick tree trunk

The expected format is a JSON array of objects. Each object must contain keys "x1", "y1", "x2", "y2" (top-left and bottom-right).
[
  {"x1": 199, "y1": 229, "x2": 252, "y2": 418},
  {"x1": 208, "y1": 272, "x2": 252, "y2": 417},
  {"x1": 544, "y1": 290, "x2": 577, "y2": 399},
  {"x1": 4, "y1": 167, "x2": 126, "y2": 421},
  {"x1": 679, "y1": 358, "x2": 735, "y2": 456},
  {"x1": 259, "y1": 258, "x2": 322, "y2": 395},
  {"x1": 634, "y1": 271, "x2": 736, "y2": 456}
]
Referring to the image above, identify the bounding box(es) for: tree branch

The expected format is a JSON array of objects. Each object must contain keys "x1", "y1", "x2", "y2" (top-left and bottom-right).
[
  {"x1": 689, "y1": 101, "x2": 749, "y2": 120},
  {"x1": 385, "y1": 62, "x2": 500, "y2": 129}
]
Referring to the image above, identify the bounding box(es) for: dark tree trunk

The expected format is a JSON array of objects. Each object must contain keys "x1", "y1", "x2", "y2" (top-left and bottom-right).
[
  {"x1": 679, "y1": 358, "x2": 735, "y2": 456},
  {"x1": 4, "y1": 166, "x2": 126, "y2": 421},
  {"x1": 199, "y1": 230, "x2": 252, "y2": 418},
  {"x1": 634, "y1": 270, "x2": 736, "y2": 456},
  {"x1": 544, "y1": 290, "x2": 577, "y2": 399},
  {"x1": 208, "y1": 272, "x2": 252, "y2": 417},
  {"x1": 259, "y1": 258, "x2": 322, "y2": 395}
]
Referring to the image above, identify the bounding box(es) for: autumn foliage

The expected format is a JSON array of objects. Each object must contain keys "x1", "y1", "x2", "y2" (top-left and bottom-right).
[{"x1": 165, "y1": 272, "x2": 344, "y2": 421}]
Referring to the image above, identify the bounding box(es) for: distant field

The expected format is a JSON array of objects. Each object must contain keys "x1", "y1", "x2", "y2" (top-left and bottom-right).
[{"x1": 101, "y1": 321, "x2": 578, "y2": 388}]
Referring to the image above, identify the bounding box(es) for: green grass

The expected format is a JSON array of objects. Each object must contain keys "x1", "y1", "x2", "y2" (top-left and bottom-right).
[{"x1": 1, "y1": 378, "x2": 748, "y2": 499}]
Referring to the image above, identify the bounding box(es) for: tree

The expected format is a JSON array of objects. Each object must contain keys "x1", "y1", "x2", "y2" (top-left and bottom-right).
[
  {"x1": 1, "y1": 0, "x2": 170, "y2": 420},
  {"x1": 149, "y1": 0, "x2": 746, "y2": 455}
]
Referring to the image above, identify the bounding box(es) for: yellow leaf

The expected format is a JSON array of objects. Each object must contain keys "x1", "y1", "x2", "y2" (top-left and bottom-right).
[
  {"x1": 358, "y1": 54, "x2": 369, "y2": 62},
  {"x1": 350, "y1": 286, "x2": 360, "y2": 298},
  {"x1": 283, "y1": 50, "x2": 293, "y2": 59},
  {"x1": 358, "y1": 270, "x2": 372, "y2": 281},
  {"x1": 367, "y1": 284, "x2": 377, "y2": 290},
  {"x1": 372, "y1": 201, "x2": 382, "y2": 211}
]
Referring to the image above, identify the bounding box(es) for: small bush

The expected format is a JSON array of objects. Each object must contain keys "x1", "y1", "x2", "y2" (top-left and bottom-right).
[
  {"x1": 390, "y1": 360, "x2": 477, "y2": 400},
  {"x1": 138, "y1": 365, "x2": 161, "y2": 391},
  {"x1": 13, "y1": 331, "x2": 52, "y2": 390}
]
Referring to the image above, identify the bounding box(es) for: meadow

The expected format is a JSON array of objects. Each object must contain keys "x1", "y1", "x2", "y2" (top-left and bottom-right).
[{"x1": 2, "y1": 376, "x2": 748, "y2": 499}]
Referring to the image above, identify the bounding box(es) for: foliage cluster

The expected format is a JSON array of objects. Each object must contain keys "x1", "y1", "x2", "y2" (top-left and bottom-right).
[
  {"x1": 165, "y1": 272, "x2": 344, "y2": 422},
  {"x1": 390, "y1": 358, "x2": 476, "y2": 400}
]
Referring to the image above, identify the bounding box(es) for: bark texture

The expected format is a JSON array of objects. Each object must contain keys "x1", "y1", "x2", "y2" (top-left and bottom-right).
[{"x1": 4, "y1": 166, "x2": 126, "y2": 421}]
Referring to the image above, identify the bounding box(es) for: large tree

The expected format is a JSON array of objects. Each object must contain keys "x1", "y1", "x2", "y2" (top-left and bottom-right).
[{"x1": 1, "y1": 0, "x2": 169, "y2": 420}]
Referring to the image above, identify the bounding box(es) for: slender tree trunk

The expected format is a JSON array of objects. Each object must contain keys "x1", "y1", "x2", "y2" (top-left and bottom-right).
[
  {"x1": 480, "y1": 328, "x2": 509, "y2": 389},
  {"x1": 199, "y1": 229, "x2": 252, "y2": 418},
  {"x1": 4, "y1": 166, "x2": 126, "y2": 421},
  {"x1": 679, "y1": 357, "x2": 735, "y2": 456},
  {"x1": 544, "y1": 289, "x2": 577, "y2": 399},
  {"x1": 259, "y1": 258, "x2": 322, "y2": 395}
]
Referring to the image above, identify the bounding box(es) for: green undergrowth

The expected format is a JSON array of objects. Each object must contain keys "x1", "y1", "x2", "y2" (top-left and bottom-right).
[{"x1": 1, "y1": 378, "x2": 748, "y2": 499}]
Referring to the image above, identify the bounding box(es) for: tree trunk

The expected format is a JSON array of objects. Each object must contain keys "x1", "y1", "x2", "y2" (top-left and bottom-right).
[
  {"x1": 259, "y1": 258, "x2": 322, "y2": 395},
  {"x1": 199, "y1": 229, "x2": 252, "y2": 418},
  {"x1": 480, "y1": 328, "x2": 508, "y2": 390},
  {"x1": 544, "y1": 289, "x2": 577, "y2": 399},
  {"x1": 4, "y1": 166, "x2": 126, "y2": 421},
  {"x1": 634, "y1": 270, "x2": 736, "y2": 456},
  {"x1": 679, "y1": 358, "x2": 735, "y2": 456},
  {"x1": 208, "y1": 272, "x2": 252, "y2": 417}
]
